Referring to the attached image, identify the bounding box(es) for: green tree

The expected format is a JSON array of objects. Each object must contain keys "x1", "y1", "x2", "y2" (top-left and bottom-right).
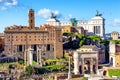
[
  {"x1": 79, "y1": 40, "x2": 85, "y2": 47},
  {"x1": 100, "y1": 40, "x2": 109, "y2": 45},
  {"x1": 26, "y1": 65, "x2": 34, "y2": 75},
  {"x1": 63, "y1": 32, "x2": 75, "y2": 37},
  {"x1": 76, "y1": 34, "x2": 84, "y2": 39},
  {"x1": 110, "y1": 40, "x2": 120, "y2": 44},
  {"x1": 18, "y1": 60, "x2": 24, "y2": 65}
]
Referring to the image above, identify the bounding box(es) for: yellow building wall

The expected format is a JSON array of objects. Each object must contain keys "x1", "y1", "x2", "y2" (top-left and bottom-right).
[
  {"x1": 115, "y1": 54, "x2": 120, "y2": 67},
  {"x1": 62, "y1": 26, "x2": 71, "y2": 33}
]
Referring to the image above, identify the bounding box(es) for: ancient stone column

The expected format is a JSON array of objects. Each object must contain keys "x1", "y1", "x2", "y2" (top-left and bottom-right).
[
  {"x1": 90, "y1": 58, "x2": 93, "y2": 74},
  {"x1": 73, "y1": 51, "x2": 79, "y2": 75},
  {"x1": 24, "y1": 50, "x2": 27, "y2": 65},
  {"x1": 28, "y1": 48, "x2": 34, "y2": 65},
  {"x1": 96, "y1": 58, "x2": 98, "y2": 74},
  {"x1": 82, "y1": 58, "x2": 84, "y2": 74}
]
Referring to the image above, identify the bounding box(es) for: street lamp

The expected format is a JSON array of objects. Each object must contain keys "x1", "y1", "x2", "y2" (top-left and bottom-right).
[{"x1": 68, "y1": 49, "x2": 72, "y2": 79}]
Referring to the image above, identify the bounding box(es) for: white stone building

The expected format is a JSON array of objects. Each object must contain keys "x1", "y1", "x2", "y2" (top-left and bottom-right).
[{"x1": 45, "y1": 12, "x2": 105, "y2": 38}]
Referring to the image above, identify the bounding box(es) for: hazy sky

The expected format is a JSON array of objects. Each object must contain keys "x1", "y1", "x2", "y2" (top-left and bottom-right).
[{"x1": 0, "y1": 0, "x2": 120, "y2": 33}]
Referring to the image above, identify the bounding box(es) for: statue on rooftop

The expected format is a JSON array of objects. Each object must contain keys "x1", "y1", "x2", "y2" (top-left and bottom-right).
[
  {"x1": 96, "y1": 10, "x2": 102, "y2": 16},
  {"x1": 51, "y1": 12, "x2": 57, "y2": 19}
]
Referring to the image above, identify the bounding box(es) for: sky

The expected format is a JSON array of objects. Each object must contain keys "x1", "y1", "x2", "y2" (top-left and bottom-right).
[{"x1": 0, "y1": 0, "x2": 120, "y2": 33}]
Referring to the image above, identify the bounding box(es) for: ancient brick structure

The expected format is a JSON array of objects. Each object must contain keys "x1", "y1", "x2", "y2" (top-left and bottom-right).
[{"x1": 4, "y1": 9, "x2": 63, "y2": 62}]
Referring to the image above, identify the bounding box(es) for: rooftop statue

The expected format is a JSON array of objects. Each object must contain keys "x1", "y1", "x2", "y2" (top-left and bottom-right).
[
  {"x1": 96, "y1": 10, "x2": 102, "y2": 16},
  {"x1": 51, "y1": 12, "x2": 57, "y2": 19}
]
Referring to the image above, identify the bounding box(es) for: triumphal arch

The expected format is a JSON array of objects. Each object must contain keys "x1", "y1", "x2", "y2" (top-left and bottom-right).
[{"x1": 73, "y1": 45, "x2": 98, "y2": 75}]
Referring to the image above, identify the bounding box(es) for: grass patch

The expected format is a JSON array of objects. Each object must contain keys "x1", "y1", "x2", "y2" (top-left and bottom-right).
[
  {"x1": 73, "y1": 77, "x2": 87, "y2": 80},
  {"x1": 32, "y1": 61, "x2": 38, "y2": 65},
  {"x1": 0, "y1": 62, "x2": 18, "y2": 70},
  {"x1": 108, "y1": 69, "x2": 120, "y2": 77}
]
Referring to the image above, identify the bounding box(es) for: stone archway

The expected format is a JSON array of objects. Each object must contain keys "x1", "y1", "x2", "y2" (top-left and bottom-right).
[{"x1": 84, "y1": 60, "x2": 90, "y2": 74}]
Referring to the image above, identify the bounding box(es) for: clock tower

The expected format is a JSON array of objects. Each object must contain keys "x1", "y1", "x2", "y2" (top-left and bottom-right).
[{"x1": 28, "y1": 9, "x2": 35, "y2": 28}]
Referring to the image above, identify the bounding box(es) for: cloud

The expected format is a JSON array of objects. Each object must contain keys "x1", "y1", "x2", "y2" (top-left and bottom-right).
[
  {"x1": 112, "y1": 18, "x2": 120, "y2": 27},
  {"x1": 64, "y1": 14, "x2": 73, "y2": 21},
  {"x1": 0, "y1": 0, "x2": 18, "y2": 11},
  {"x1": 0, "y1": 6, "x2": 7, "y2": 10},
  {"x1": 4, "y1": 0, "x2": 18, "y2": 6},
  {"x1": 37, "y1": 8, "x2": 61, "y2": 19},
  {"x1": 0, "y1": 0, "x2": 2, "y2": 3},
  {"x1": 68, "y1": 14, "x2": 72, "y2": 19}
]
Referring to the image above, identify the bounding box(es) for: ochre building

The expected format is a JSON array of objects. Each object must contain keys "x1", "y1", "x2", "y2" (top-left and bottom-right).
[{"x1": 4, "y1": 9, "x2": 63, "y2": 60}]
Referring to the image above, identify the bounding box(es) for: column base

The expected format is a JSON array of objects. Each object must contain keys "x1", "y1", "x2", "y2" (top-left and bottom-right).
[{"x1": 68, "y1": 72, "x2": 72, "y2": 79}]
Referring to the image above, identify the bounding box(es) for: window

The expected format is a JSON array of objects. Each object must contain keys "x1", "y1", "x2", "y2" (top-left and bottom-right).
[
  {"x1": 31, "y1": 14, "x2": 33, "y2": 17},
  {"x1": 31, "y1": 45, "x2": 36, "y2": 51},
  {"x1": 18, "y1": 45, "x2": 22, "y2": 52},
  {"x1": 47, "y1": 44, "x2": 50, "y2": 51}
]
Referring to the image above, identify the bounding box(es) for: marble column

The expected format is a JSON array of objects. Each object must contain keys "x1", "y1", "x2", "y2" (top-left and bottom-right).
[
  {"x1": 24, "y1": 50, "x2": 27, "y2": 65},
  {"x1": 74, "y1": 51, "x2": 79, "y2": 75},
  {"x1": 82, "y1": 58, "x2": 84, "y2": 74},
  {"x1": 90, "y1": 58, "x2": 93, "y2": 74},
  {"x1": 37, "y1": 48, "x2": 42, "y2": 67},
  {"x1": 28, "y1": 48, "x2": 34, "y2": 65},
  {"x1": 96, "y1": 58, "x2": 98, "y2": 74}
]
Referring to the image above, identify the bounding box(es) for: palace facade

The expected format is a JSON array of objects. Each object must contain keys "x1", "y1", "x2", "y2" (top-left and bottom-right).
[
  {"x1": 46, "y1": 12, "x2": 105, "y2": 38},
  {"x1": 4, "y1": 9, "x2": 63, "y2": 61}
]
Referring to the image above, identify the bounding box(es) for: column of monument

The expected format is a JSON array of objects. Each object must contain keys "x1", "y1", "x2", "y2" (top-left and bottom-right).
[
  {"x1": 95, "y1": 58, "x2": 98, "y2": 74},
  {"x1": 37, "y1": 45, "x2": 42, "y2": 66},
  {"x1": 73, "y1": 52, "x2": 79, "y2": 74},
  {"x1": 28, "y1": 48, "x2": 33, "y2": 65},
  {"x1": 90, "y1": 58, "x2": 93, "y2": 74},
  {"x1": 82, "y1": 58, "x2": 84, "y2": 74},
  {"x1": 24, "y1": 50, "x2": 27, "y2": 65}
]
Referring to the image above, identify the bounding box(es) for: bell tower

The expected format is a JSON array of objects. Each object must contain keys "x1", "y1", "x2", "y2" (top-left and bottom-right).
[{"x1": 28, "y1": 9, "x2": 35, "y2": 28}]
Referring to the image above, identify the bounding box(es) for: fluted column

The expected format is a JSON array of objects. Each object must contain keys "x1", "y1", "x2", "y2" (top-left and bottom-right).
[
  {"x1": 90, "y1": 58, "x2": 93, "y2": 74},
  {"x1": 82, "y1": 58, "x2": 84, "y2": 74},
  {"x1": 24, "y1": 50, "x2": 27, "y2": 65},
  {"x1": 74, "y1": 51, "x2": 79, "y2": 75},
  {"x1": 96, "y1": 58, "x2": 98, "y2": 74},
  {"x1": 29, "y1": 50, "x2": 33, "y2": 65}
]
